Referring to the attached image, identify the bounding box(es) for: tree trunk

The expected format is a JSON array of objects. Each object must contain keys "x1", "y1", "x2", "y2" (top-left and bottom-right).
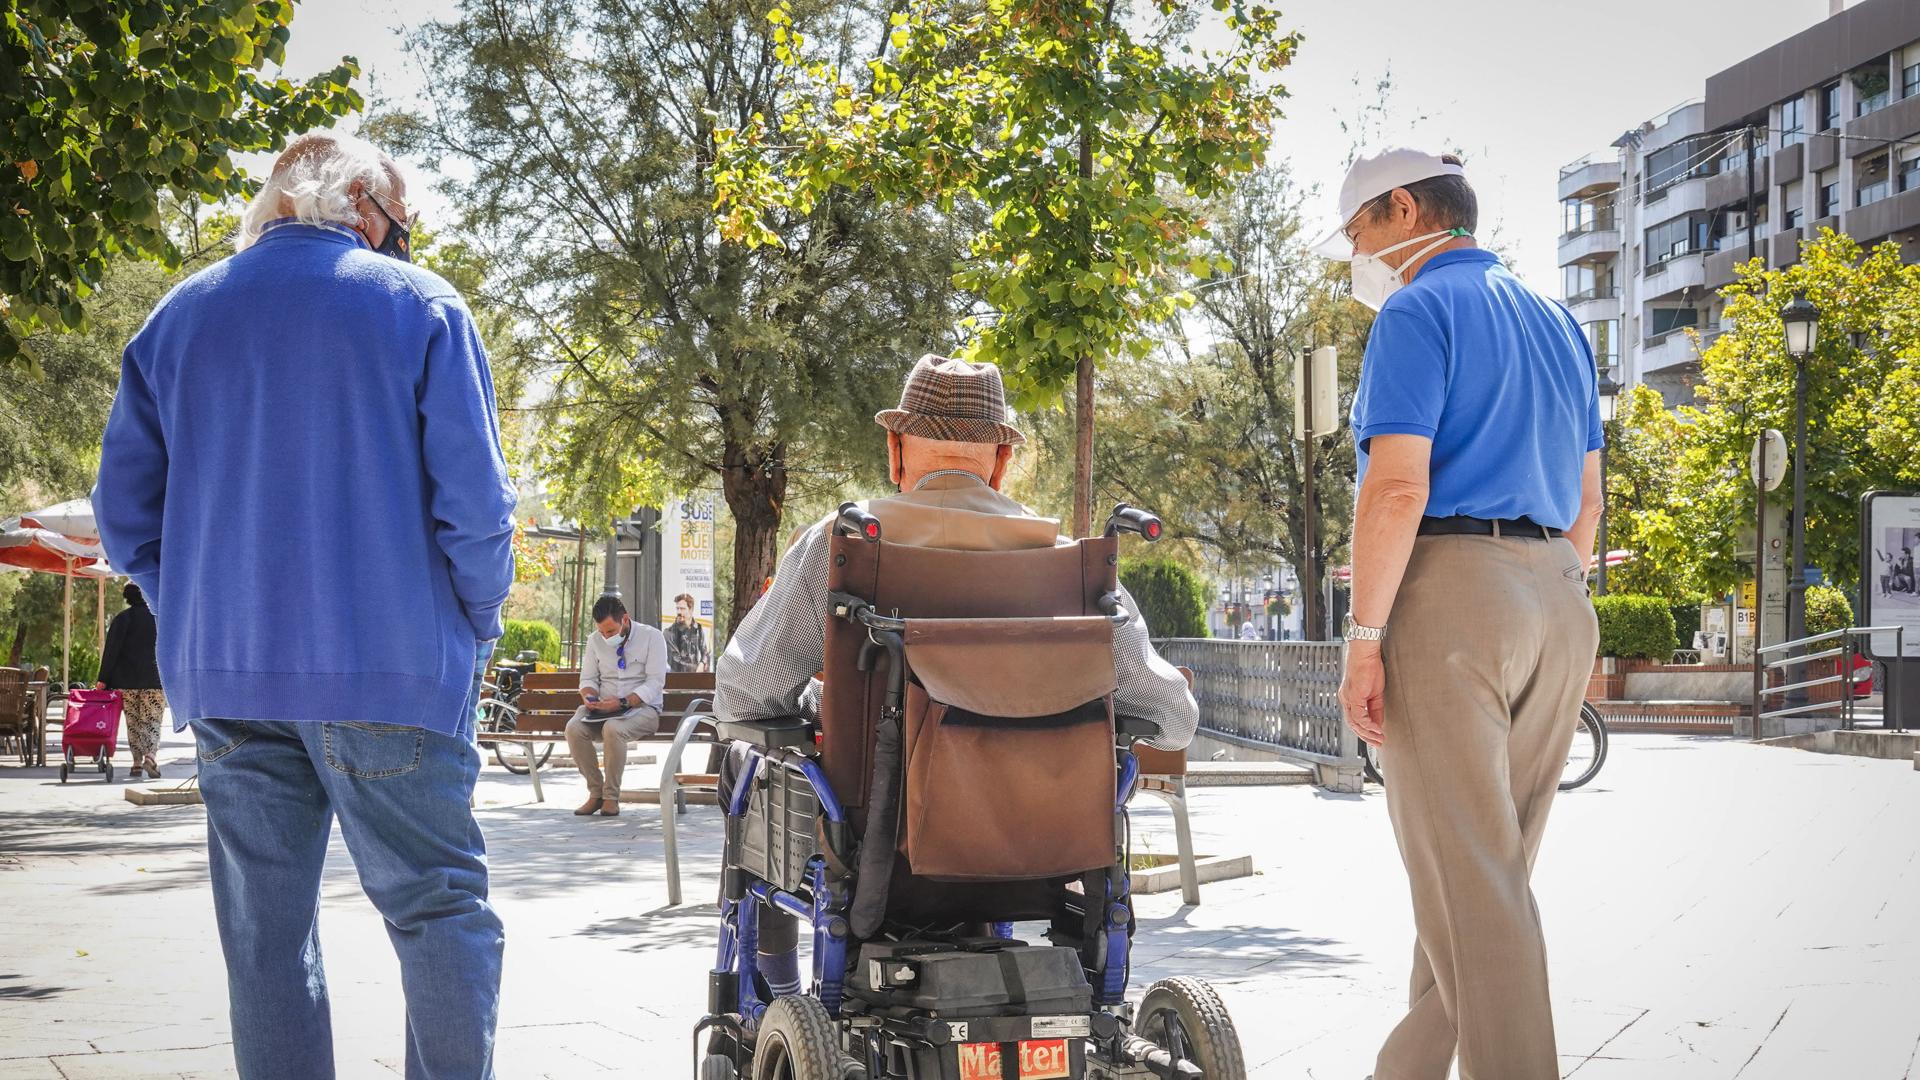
[
  {"x1": 720, "y1": 441, "x2": 789, "y2": 634},
  {"x1": 1074, "y1": 353, "x2": 1095, "y2": 539}
]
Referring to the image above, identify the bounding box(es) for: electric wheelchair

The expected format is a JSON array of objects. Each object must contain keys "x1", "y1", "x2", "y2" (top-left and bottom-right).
[{"x1": 697, "y1": 503, "x2": 1245, "y2": 1080}]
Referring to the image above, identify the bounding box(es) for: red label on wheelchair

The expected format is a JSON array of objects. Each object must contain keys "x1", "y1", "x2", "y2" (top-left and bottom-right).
[{"x1": 956, "y1": 1039, "x2": 1069, "y2": 1080}]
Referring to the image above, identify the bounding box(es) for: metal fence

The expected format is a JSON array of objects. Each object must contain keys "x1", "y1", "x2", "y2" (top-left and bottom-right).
[{"x1": 1154, "y1": 639, "x2": 1364, "y2": 786}]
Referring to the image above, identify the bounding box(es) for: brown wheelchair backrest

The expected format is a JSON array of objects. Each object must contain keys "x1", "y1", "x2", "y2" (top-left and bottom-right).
[{"x1": 820, "y1": 531, "x2": 1122, "y2": 829}]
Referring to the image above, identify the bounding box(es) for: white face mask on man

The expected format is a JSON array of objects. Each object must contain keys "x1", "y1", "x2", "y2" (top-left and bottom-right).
[{"x1": 1349, "y1": 227, "x2": 1470, "y2": 311}]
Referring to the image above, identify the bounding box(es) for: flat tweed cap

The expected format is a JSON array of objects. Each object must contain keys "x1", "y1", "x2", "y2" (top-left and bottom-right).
[{"x1": 874, "y1": 354, "x2": 1026, "y2": 446}]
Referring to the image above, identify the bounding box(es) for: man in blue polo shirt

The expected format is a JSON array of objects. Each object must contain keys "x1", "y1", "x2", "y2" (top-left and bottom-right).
[{"x1": 1317, "y1": 149, "x2": 1604, "y2": 1080}]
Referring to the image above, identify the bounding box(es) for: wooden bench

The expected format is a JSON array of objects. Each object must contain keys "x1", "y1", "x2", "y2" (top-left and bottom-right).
[{"x1": 479, "y1": 669, "x2": 719, "y2": 804}]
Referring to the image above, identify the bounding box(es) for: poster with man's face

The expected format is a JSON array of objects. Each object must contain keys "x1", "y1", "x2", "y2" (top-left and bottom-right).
[{"x1": 1861, "y1": 494, "x2": 1920, "y2": 659}]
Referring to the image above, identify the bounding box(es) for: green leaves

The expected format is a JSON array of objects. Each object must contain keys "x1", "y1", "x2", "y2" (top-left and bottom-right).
[
  {"x1": 0, "y1": 0, "x2": 362, "y2": 367},
  {"x1": 710, "y1": 0, "x2": 1299, "y2": 411}
]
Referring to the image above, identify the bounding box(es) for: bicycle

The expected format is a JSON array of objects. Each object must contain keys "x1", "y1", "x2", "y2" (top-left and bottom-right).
[
  {"x1": 1361, "y1": 701, "x2": 1609, "y2": 792},
  {"x1": 477, "y1": 662, "x2": 555, "y2": 774}
]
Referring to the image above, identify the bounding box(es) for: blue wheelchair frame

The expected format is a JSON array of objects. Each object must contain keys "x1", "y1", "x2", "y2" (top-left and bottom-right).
[{"x1": 709, "y1": 741, "x2": 1143, "y2": 1042}]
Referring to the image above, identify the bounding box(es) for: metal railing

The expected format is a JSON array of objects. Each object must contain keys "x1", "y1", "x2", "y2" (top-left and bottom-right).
[
  {"x1": 1153, "y1": 639, "x2": 1362, "y2": 785},
  {"x1": 1756, "y1": 625, "x2": 1905, "y2": 732}
]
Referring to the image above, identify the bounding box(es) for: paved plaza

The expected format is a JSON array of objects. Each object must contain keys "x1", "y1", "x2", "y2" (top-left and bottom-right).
[{"x1": 1, "y1": 730, "x2": 1917, "y2": 1079}]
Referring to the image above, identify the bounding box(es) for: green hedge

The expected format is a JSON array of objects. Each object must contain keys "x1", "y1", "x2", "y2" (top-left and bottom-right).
[
  {"x1": 1593, "y1": 594, "x2": 1678, "y2": 660},
  {"x1": 498, "y1": 619, "x2": 562, "y2": 665},
  {"x1": 1804, "y1": 585, "x2": 1853, "y2": 638},
  {"x1": 1118, "y1": 557, "x2": 1210, "y2": 639}
]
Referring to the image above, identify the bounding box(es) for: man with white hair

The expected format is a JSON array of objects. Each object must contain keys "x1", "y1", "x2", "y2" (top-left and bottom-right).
[{"x1": 96, "y1": 132, "x2": 515, "y2": 1079}]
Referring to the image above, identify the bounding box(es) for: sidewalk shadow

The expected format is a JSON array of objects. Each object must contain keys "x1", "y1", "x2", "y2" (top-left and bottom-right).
[{"x1": 0, "y1": 973, "x2": 73, "y2": 1001}]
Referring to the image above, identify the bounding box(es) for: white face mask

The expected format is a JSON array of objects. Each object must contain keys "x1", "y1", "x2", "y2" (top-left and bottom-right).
[
  {"x1": 1349, "y1": 227, "x2": 1469, "y2": 311},
  {"x1": 600, "y1": 621, "x2": 626, "y2": 644}
]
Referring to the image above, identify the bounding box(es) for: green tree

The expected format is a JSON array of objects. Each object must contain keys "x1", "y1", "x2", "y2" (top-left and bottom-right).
[
  {"x1": 0, "y1": 0, "x2": 360, "y2": 366},
  {"x1": 1679, "y1": 230, "x2": 1920, "y2": 596},
  {"x1": 711, "y1": 0, "x2": 1299, "y2": 535},
  {"x1": 1083, "y1": 165, "x2": 1366, "y2": 575},
  {"x1": 1601, "y1": 383, "x2": 1702, "y2": 600},
  {"x1": 380, "y1": 0, "x2": 974, "y2": 631},
  {"x1": 1, "y1": 208, "x2": 228, "y2": 501}
]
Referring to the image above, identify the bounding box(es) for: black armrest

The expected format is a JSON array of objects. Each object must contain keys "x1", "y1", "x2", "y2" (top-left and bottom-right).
[
  {"x1": 1115, "y1": 715, "x2": 1162, "y2": 743},
  {"x1": 717, "y1": 716, "x2": 819, "y2": 752}
]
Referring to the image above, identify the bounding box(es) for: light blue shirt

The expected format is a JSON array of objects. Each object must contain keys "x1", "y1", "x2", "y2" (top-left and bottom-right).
[{"x1": 1351, "y1": 248, "x2": 1603, "y2": 530}]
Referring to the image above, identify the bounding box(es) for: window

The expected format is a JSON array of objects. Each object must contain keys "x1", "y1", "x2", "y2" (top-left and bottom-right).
[
  {"x1": 1858, "y1": 151, "x2": 1892, "y2": 206},
  {"x1": 1563, "y1": 263, "x2": 1615, "y2": 303},
  {"x1": 1783, "y1": 180, "x2": 1803, "y2": 229},
  {"x1": 1779, "y1": 96, "x2": 1805, "y2": 147},
  {"x1": 1906, "y1": 62, "x2": 1920, "y2": 99},
  {"x1": 1902, "y1": 147, "x2": 1920, "y2": 194},
  {"x1": 1648, "y1": 308, "x2": 1700, "y2": 338},
  {"x1": 1821, "y1": 83, "x2": 1841, "y2": 131},
  {"x1": 1817, "y1": 169, "x2": 1838, "y2": 219},
  {"x1": 1562, "y1": 196, "x2": 1614, "y2": 235},
  {"x1": 1585, "y1": 320, "x2": 1620, "y2": 366},
  {"x1": 1854, "y1": 62, "x2": 1891, "y2": 117},
  {"x1": 1644, "y1": 213, "x2": 1710, "y2": 267},
  {"x1": 1644, "y1": 136, "x2": 1713, "y2": 193}
]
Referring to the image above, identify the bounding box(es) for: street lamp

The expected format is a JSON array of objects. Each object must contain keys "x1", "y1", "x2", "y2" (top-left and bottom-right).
[
  {"x1": 1261, "y1": 573, "x2": 1274, "y2": 640},
  {"x1": 1595, "y1": 370, "x2": 1620, "y2": 596},
  {"x1": 1779, "y1": 291, "x2": 1820, "y2": 701}
]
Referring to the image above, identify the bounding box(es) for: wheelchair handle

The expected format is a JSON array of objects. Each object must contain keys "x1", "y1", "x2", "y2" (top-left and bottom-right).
[
  {"x1": 1103, "y1": 503, "x2": 1163, "y2": 541},
  {"x1": 835, "y1": 502, "x2": 882, "y2": 542}
]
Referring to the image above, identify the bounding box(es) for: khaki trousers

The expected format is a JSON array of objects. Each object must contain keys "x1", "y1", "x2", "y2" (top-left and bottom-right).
[
  {"x1": 1374, "y1": 535, "x2": 1599, "y2": 1080},
  {"x1": 564, "y1": 705, "x2": 661, "y2": 800}
]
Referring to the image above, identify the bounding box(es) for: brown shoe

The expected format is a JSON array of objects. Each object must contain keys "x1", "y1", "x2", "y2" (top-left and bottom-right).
[
  {"x1": 575, "y1": 795, "x2": 603, "y2": 816},
  {"x1": 598, "y1": 798, "x2": 620, "y2": 816}
]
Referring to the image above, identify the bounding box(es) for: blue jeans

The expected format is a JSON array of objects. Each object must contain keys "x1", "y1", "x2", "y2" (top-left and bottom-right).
[{"x1": 190, "y1": 645, "x2": 501, "y2": 1079}]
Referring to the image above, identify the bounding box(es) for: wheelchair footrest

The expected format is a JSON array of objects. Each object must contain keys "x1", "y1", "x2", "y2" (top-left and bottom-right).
[{"x1": 849, "y1": 940, "x2": 1093, "y2": 1018}]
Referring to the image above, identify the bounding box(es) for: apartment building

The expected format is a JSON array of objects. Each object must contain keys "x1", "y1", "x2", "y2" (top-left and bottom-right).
[{"x1": 1557, "y1": 0, "x2": 1920, "y2": 405}]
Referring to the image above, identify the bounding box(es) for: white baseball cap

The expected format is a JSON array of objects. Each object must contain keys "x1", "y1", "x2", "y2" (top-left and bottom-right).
[{"x1": 1310, "y1": 148, "x2": 1467, "y2": 261}]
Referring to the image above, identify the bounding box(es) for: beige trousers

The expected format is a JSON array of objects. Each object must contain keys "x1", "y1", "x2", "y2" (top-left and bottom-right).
[
  {"x1": 1374, "y1": 535, "x2": 1599, "y2": 1080},
  {"x1": 564, "y1": 705, "x2": 661, "y2": 800}
]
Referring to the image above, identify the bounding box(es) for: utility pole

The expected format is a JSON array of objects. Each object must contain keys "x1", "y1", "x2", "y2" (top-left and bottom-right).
[{"x1": 1747, "y1": 124, "x2": 1767, "y2": 738}]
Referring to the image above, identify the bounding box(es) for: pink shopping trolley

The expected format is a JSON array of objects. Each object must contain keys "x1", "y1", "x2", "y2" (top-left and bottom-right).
[{"x1": 61, "y1": 688, "x2": 122, "y2": 783}]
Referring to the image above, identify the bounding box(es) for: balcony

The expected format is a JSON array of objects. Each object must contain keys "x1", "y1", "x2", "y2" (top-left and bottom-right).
[
  {"x1": 1639, "y1": 250, "x2": 1706, "y2": 299},
  {"x1": 1639, "y1": 328, "x2": 1704, "y2": 374},
  {"x1": 1706, "y1": 154, "x2": 1767, "y2": 210},
  {"x1": 1847, "y1": 186, "x2": 1920, "y2": 246},
  {"x1": 1558, "y1": 225, "x2": 1622, "y2": 266},
  {"x1": 1770, "y1": 227, "x2": 1803, "y2": 267},
  {"x1": 1705, "y1": 248, "x2": 1760, "y2": 292},
  {"x1": 1845, "y1": 94, "x2": 1920, "y2": 153},
  {"x1": 1559, "y1": 156, "x2": 1621, "y2": 201},
  {"x1": 1566, "y1": 291, "x2": 1621, "y2": 323}
]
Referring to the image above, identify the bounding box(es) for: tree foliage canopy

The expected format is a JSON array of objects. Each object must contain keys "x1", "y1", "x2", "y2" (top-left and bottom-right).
[
  {"x1": 1671, "y1": 230, "x2": 1920, "y2": 596},
  {"x1": 710, "y1": 0, "x2": 1299, "y2": 410},
  {"x1": 0, "y1": 0, "x2": 360, "y2": 365},
  {"x1": 380, "y1": 0, "x2": 976, "y2": 628}
]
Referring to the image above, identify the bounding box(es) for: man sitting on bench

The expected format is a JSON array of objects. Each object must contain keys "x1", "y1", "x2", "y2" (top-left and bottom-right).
[
  {"x1": 567, "y1": 595, "x2": 669, "y2": 817},
  {"x1": 714, "y1": 354, "x2": 1198, "y2": 996}
]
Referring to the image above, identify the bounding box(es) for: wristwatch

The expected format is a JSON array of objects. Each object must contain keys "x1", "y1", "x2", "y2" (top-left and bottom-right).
[{"x1": 1344, "y1": 616, "x2": 1387, "y2": 642}]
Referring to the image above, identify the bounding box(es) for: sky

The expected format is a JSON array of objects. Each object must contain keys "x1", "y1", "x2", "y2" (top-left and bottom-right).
[{"x1": 265, "y1": 0, "x2": 1848, "y2": 295}]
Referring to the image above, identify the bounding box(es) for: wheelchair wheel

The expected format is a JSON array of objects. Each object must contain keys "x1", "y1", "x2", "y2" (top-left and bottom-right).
[
  {"x1": 493, "y1": 740, "x2": 553, "y2": 775},
  {"x1": 1137, "y1": 977, "x2": 1246, "y2": 1080},
  {"x1": 1361, "y1": 740, "x2": 1382, "y2": 785},
  {"x1": 753, "y1": 996, "x2": 841, "y2": 1080},
  {"x1": 699, "y1": 1053, "x2": 740, "y2": 1080}
]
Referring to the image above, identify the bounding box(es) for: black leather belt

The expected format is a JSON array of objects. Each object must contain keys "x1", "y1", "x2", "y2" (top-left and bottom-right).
[{"x1": 1418, "y1": 515, "x2": 1562, "y2": 541}]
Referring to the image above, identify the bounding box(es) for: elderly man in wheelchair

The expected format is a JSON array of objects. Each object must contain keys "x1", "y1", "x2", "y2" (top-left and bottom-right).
[{"x1": 703, "y1": 357, "x2": 1242, "y2": 1080}]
